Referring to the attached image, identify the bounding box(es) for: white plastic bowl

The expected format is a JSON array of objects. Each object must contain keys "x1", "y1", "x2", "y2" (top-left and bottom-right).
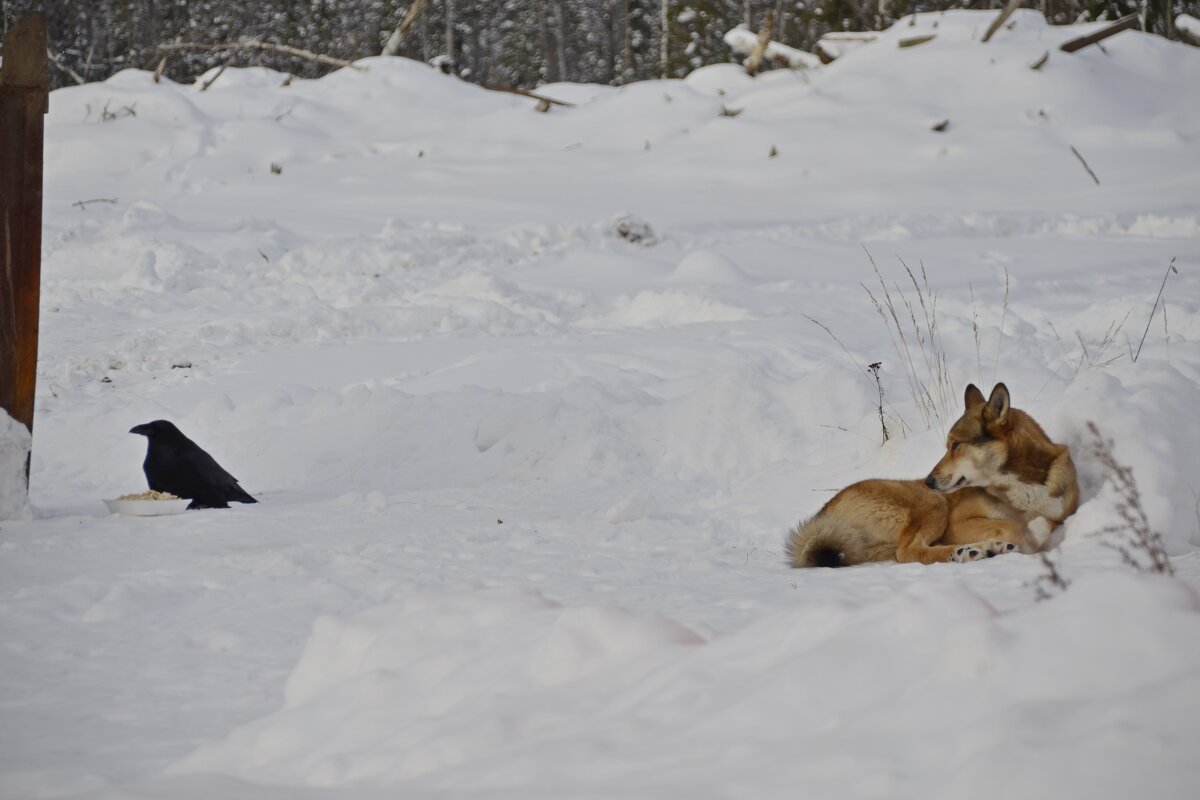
[{"x1": 104, "y1": 498, "x2": 191, "y2": 516}]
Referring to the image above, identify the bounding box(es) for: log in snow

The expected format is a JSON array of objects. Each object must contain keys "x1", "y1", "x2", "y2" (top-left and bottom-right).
[{"x1": 1059, "y1": 15, "x2": 1140, "y2": 54}]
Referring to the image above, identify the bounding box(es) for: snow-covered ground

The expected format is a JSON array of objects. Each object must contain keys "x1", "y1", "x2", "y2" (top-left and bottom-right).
[{"x1": 3, "y1": 11, "x2": 1200, "y2": 799}]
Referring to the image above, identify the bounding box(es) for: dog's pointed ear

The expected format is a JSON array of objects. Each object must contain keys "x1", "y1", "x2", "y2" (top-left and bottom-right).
[
  {"x1": 984, "y1": 383, "x2": 1010, "y2": 424},
  {"x1": 964, "y1": 384, "x2": 985, "y2": 409}
]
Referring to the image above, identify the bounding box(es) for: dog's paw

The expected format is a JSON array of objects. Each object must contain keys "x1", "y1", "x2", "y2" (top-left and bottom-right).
[
  {"x1": 982, "y1": 540, "x2": 1020, "y2": 557},
  {"x1": 951, "y1": 545, "x2": 986, "y2": 563},
  {"x1": 951, "y1": 541, "x2": 1019, "y2": 563}
]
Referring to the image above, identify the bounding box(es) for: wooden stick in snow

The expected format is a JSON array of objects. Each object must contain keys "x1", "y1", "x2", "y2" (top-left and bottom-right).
[
  {"x1": 153, "y1": 56, "x2": 168, "y2": 83},
  {"x1": 482, "y1": 83, "x2": 574, "y2": 108},
  {"x1": 199, "y1": 59, "x2": 231, "y2": 91},
  {"x1": 383, "y1": 0, "x2": 429, "y2": 56},
  {"x1": 46, "y1": 48, "x2": 85, "y2": 85},
  {"x1": 745, "y1": 11, "x2": 775, "y2": 76},
  {"x1": 1059, "y1": 15, "x2": 1140, "y2": 53},
  {"x1": 71, "y1": 198, "x2": 118, "y2": 209},
  {"x1": 158, "y1": 41, "x2": 366, "y2": 72},
  {"x1": 982, "y1": 0, "x2": 1023, "y2": 44}
]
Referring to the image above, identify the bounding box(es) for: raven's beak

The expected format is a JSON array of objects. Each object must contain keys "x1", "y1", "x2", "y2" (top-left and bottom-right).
[{"x1": 129, "y1": 424, "x2": 151, "y2": 436}]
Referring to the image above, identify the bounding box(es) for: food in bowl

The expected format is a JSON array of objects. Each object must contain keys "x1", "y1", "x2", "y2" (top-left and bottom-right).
[{"x1": 116, "y1": 490, "x2": 181, "y2": 501}]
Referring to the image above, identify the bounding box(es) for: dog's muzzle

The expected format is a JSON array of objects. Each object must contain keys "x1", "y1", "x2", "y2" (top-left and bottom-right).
[{"x1": 924, "y1": 475, "x2": 965, "y2": 491}]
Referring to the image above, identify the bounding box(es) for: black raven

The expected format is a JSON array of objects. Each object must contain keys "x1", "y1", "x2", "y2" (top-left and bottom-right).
[{"x1": 129, "y1": 420, "x2": 258, "y2": 510}]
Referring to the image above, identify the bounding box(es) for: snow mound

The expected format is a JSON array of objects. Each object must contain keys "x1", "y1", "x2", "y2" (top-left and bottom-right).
[
  {"x1": 172, "y1": 586, "x2": 703, "y2": 786},
  {"x1": 682, "y1": 63, "x2": 757, "y2": 96},
  {"x1": 171, "y1": 575, "x2": 1200, "y2": 797},
  {"x1": 580, "y1": 290, "x2": 751, "y2": 330},
  {"x1": 1055, "y1": 364, "x2": 1200, "y2": 553},
  {"x1": 668, "y1": 250, "x2": 749, "y2": 285}
]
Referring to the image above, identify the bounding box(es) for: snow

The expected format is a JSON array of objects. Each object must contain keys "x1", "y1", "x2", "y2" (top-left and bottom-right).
[
  {"x1": 0, "y1": 410, "x2": 32, "y2": 520},
  {"x1": 2, "y1": 10, "x2": 1200, "y2": 799},
  {"x1": 723, "y1": 25, "x2": 822, "y2": 69},
  {"x1": 167, "y1": 575, "x2": 1200, "y2": 798},
  {"x1": 1178, "y1": 14, "x2": 1200, "y2": 39},
  {"x1": 815, "y1": 31, "x2": 879, "y2": 62}
]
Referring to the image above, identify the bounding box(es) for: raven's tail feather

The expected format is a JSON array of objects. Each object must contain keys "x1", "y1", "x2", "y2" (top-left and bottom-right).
[
  {"x1": 785, "y1": 515, "x2": 894, "y2": 568},
  {"x1": 229, "y1": 485, "x2": 258, "y2": 504}
]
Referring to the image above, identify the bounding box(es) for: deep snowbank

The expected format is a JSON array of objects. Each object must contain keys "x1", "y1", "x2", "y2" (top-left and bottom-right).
[{"x1": 170, "y1": 574, "x2": 1200, "y2": 798}]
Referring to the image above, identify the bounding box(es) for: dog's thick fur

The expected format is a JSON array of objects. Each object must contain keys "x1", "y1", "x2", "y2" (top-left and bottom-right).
[
  {"x1": 925, "y1": 383, "x2": 1079, "y2": 548},
  {"x1": 786, "y1": 479, "x2": 1029, "y2": 567}
]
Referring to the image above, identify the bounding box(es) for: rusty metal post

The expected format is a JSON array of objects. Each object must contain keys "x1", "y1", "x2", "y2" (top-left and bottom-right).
[{"x1": 0, "y1": 13, "x2": 49, "y2": 486}]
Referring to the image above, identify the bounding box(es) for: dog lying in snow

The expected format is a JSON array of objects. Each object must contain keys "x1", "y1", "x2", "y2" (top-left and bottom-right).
[{"x1": 787, "y1": 383, "x2": 1078, "y2": 567}]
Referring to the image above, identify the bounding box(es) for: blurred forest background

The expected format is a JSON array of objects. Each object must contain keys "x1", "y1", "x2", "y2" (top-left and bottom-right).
[{"x1": 2, "y1": 1, "x2": 1195, "y2": 90}]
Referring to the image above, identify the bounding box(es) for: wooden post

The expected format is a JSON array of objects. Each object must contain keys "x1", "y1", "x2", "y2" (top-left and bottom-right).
[{"x1": 0, "y1": 13, "x2": 48, "y2": 486}]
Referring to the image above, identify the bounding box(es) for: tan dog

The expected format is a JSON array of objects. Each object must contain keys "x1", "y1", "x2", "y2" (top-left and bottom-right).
[
  {"x1": 925, "y1": 383, "x2": 1079, "y2": 548},
  {"x1": 786, "y1": 479, "x2": 1030, "y2": 567}
]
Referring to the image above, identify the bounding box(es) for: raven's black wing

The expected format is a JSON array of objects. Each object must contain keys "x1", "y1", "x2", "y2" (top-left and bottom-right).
[
  {"x1": 178, "y1": 443, "x2": 257, "y2": 505},
  {"x1": 145, "y1": 440, "x2": 257, "y2": 508}
]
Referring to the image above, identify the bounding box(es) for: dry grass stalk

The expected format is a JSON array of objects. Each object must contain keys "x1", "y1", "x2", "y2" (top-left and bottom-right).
[
  {"x1": 1087, "y1": 421, "x2": 1174, "y2": 576},
  {"x1": 1032, "y1": 551, "x2": 1071, "y2": 601},
  {"x1": 861, "y1": 251, "x2": 955, "y2": 431},
  {"x1": 1045, "y1": 310, "x2": 1132, "y2": 376},
  {"x1": 868, "y1": 362, "x2": 889, "y2": 444},
  {"x1": 802, "y1": 313, "x2": 868, "y2": 375},
  {"x1": 802, "y1": 315, "x2": 909, "y2": 439},
  {"x1": 1070, "y1": 144, "x2": 1101, "y2": 185},
  {"x1": 1132, "y1": 257, "x2": 1178, "y2": 363},
  {"x1": 991, "y1": 268, "x2": 1009, "y2": 385},
  {"x1": 969, "y1": 282, "x2": 982, "y2": 384}
]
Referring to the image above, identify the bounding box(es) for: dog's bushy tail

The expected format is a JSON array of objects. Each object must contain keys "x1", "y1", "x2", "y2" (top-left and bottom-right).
[{"x1": 785, "y1": 515, "x2": 893, "y2": 568}]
